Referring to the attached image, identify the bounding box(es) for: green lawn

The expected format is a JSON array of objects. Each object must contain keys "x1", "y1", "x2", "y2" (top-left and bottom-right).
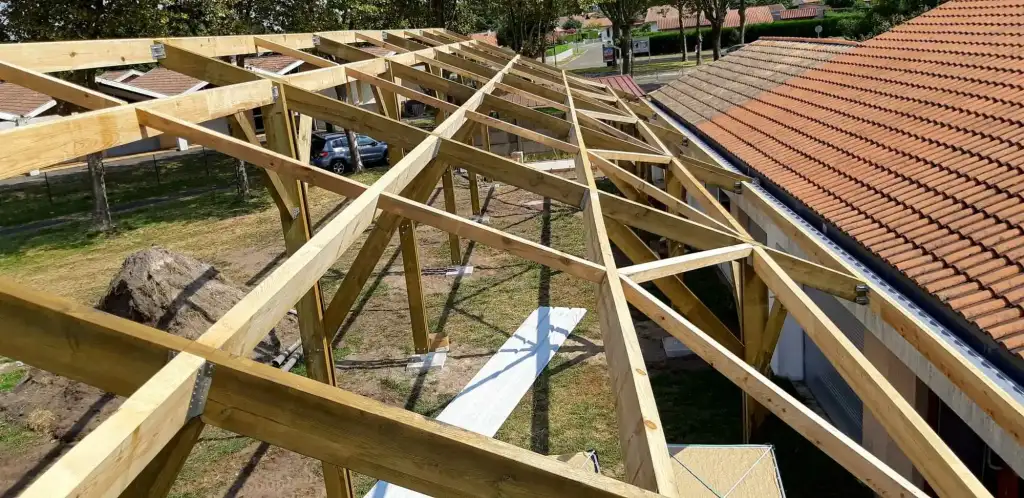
[{"x1": 545, "y1": 44, "x2": 573, "y2": 57}]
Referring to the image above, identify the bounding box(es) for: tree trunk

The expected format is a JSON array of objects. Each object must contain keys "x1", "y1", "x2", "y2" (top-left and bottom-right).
[
  {"x1": 233, "y1": 56, "x2": 250, "y2": 200},
  {"x1": 430, "y1": 0, "x2": 444, "y2": 27},
  {"x1": 695, "y1": 11, "x2": 703, "y2": 66},
  {"x1": 620, "y1": 28, "x2": 633, "y2": 75},
  {"x1": 336, "y1": 85, "x2": 364, "y2": 173},
  {"x1": 739, "y1": 0, "x2": 747, "y2": 44},
  {"x1": 678, "y1": 1, "x2": 688, "y2": 62},
  {"x1": 87, "y1": 152, "x2": 112, "y2": 232},
  {"x1": 235, "y1": 159, "x2": 250, "y2": 199},
  {"x1": 711, "y1": 21, "x2": 723, "y2": 60}
]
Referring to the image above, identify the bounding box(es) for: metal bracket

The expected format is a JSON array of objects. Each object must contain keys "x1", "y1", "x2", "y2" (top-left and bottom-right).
[
  {"x1": 150, "y1": 43, "x2": 166, "y2": 60},
  {"x1": 732, "y1": 181, "x2": 743, "y2": 195},
  {"x1": 579, "y1": 189, "x2": 591, "y2": 211},
  {"x1": 312, "y1": 35, "x2": 321, "y2": 46},
  {"x1": 855, "y1": 284, "x2": 870, "y2": 305},
  {"x1": 271, "y1": 85, "x2": 280, "y2": 103},
  {"x1": 187, "y1": 361, "x2": 215, "y2": 419},
  {"x1": 381, "y1": 31, "x2": 388, "y2": 41}
]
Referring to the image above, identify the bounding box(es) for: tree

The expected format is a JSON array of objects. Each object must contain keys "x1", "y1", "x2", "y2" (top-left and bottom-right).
[
  {"x1": 737, "y1": 0, "x2": 746, "y2": 43},
  {"x1": 691, "y1": 0, "x2": 728, "y2": 59},
  {"x1": 563, "y1": 18, "x2": 583, "y2": 29},
  {"x1": 597, "y1": 0, "x2": 651, "y2": 74}
]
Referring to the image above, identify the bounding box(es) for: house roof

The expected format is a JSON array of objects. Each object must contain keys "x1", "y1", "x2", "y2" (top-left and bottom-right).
[
  {"x1": 470, "y1": 31, "x2": 498, "y2": 46},
  {"x1": 647, "y1": 4, "x2": 782, "y2": 25},
  {"x1": 594, "y1": 75, "x2": 645, "y2": 98},
  {"x1": 779, "y1": 6, "x2": 821, "y2": 20},
  {"x1": 246, "y1": 54, "x2": 302, "y2": 74},
  {"x1": 0, "y1": 82, "x2": 56, "y2": 119},
  {"x1": 101, "y1": 54, "x2": 306, "y2": 99},
  {"x1": 123, "y1": 67, "x2": 207, "y2": 97},
  {"x1": 650, "y1": 6, "x2": 777, "y2": 31},
  {"x1": 652, "y1": 0, "x2": 1024, "y2": 359}
]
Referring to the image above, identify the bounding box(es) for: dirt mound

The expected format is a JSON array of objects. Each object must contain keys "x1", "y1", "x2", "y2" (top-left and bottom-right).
[
  {"x1": 98, "y1": 246, "x2": 294, "y2": 359},
  {"x1": 0, "y1": 247, "x2": 300, "y2": 474}
]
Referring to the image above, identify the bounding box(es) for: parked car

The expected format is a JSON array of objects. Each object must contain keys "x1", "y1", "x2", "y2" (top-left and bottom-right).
[{"x1": 310, "y1": 132, "x2": 389, "y2": 172}]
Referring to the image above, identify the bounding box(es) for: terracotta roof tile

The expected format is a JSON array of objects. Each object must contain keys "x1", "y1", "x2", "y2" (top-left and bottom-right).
[
  {"x1": 594, "y1": 75, "x2": 646, "y2": 98},
  {"x1": 652, "y1": 0, "x2": 1024, "y2": 360}
]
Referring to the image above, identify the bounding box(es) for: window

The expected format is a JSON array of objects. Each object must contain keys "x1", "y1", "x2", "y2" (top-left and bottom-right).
[{"x1": 357, "y1": 135, "x2": 376, "y2": 146}]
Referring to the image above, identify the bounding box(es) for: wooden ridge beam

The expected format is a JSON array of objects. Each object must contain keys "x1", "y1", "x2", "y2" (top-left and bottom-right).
[
  {"x1": 562, "y1": 70, "x2": 678, "y2": 495},
  {"x1": 620, "y1": 244, "x2": 754, "y2": 283},
  {"x1": 619, "y1": 278, "x2": 926, "y2": 498}
]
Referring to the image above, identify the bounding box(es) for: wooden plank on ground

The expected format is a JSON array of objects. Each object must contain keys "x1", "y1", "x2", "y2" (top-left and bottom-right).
[{"x1": 365, "y1": 307, "x2": 587, "y2": 498}]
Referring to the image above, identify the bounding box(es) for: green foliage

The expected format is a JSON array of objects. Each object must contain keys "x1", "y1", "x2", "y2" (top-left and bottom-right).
[
  {"x1": 645, "y1": 15, "x2": 865, "y2": 55},
  {"x1": 562, "y1": 18, "x2": 583, "y2": 29},
  {"x1": 0, "y1": 369, "x2": 25, "y2": 392},
  {"x1": 838, "y1": 0, "x2": 936, "y2": 39},
  {"x1": 545, "y1": 43, "x2": 573, "y2": 56}
]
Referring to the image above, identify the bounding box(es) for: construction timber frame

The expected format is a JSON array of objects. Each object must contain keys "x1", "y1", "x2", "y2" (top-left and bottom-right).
[{"x1": 0, "y1": 27, "x2": 1018, "y2": 498}]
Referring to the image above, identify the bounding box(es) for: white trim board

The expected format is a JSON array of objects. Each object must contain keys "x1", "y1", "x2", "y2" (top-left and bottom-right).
[{"x1": 366, "y1": 306, "x2": 588, "y2": 498}]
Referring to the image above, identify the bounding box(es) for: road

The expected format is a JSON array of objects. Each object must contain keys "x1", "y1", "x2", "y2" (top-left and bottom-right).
[{"x1": 553, "y1": 42, "x2": 606, "y2": 70}]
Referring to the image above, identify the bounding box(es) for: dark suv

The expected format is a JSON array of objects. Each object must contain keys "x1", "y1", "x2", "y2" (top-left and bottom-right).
[{"x1": 310, "y1": 132, "x2": 389, "y2": 172}]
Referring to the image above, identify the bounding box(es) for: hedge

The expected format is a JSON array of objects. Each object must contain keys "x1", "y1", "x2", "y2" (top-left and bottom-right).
[
  {"x1": 545, "y1": 44, "x2": 572, "y2": 56},
  {"x1": 642, "y1": 16, "x2": 862, "y2": 56}
]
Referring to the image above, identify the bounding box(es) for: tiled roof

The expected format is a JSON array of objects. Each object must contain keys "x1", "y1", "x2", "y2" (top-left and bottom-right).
[
  {"x1": 124, "y1": 67, "x2": 206, "y2": 96},
  {"x1": 0, "y1": 82, "x2": 55, "y2": 117},
  {"x1": 779, "y1": 7, "x2": 822, "y2": 20},
  {"x1": 470, "y1": 31, "x2": 498, "y2": 46},
  {"x1": 651, "y1": 6, "x2": 777, "y2": 31},
  {"x1": 246, "y1": 54, "x2": 301, "y2": 74},
  {"x1": 652, "y1": 0, "x2": 1024, "y2": 359},
  {"x1": 594, "y1": 75, "x2": 645, "y2": 98}
]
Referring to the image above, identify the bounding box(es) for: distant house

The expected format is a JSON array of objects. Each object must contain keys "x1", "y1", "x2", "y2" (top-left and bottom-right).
[
  {"x1": 469, "y1": 31, "x2": 498, "y2": 46},
  {"x1": 93, "y1": 53, "x2": 385, "y2": 157},
  {"x1": 0, "y1": 83, "x2": 56, "y2": 126},
  {"x1": 644, "y1": 5, "x2": 781, "y2": 33}
]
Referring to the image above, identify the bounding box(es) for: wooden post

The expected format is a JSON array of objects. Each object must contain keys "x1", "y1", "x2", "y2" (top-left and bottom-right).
[
  {"x1": 741, "y1": 263, "x2": 769, "y2": 443},
  {"x1": 261, "y1": 84, "x2": 354, "y2": 498},
  {"x1": 442, "y1": 166, "x2": 462, "y2": 264},
  {"x1": 87, "y1": 152, "x2": 112, "y2": 231},
  {"x1": 400, "y1": 220, "x2": 431, "y2": 353}
]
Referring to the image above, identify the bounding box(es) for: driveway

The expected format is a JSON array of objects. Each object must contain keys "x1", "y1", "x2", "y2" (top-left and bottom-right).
[{"x1": 557, "y1": 43, "x2": 606, "y2": 70}]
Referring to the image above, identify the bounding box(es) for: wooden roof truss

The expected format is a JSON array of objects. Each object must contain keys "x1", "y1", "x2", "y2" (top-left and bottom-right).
[{"x1": 0, "y1": 27, "x2": 1018, "y2": 498}]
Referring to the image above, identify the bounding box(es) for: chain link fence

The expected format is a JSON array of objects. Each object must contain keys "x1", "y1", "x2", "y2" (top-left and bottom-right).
[{"x1": 0, "y1": 147, "x2": 264, "y2": 228}]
